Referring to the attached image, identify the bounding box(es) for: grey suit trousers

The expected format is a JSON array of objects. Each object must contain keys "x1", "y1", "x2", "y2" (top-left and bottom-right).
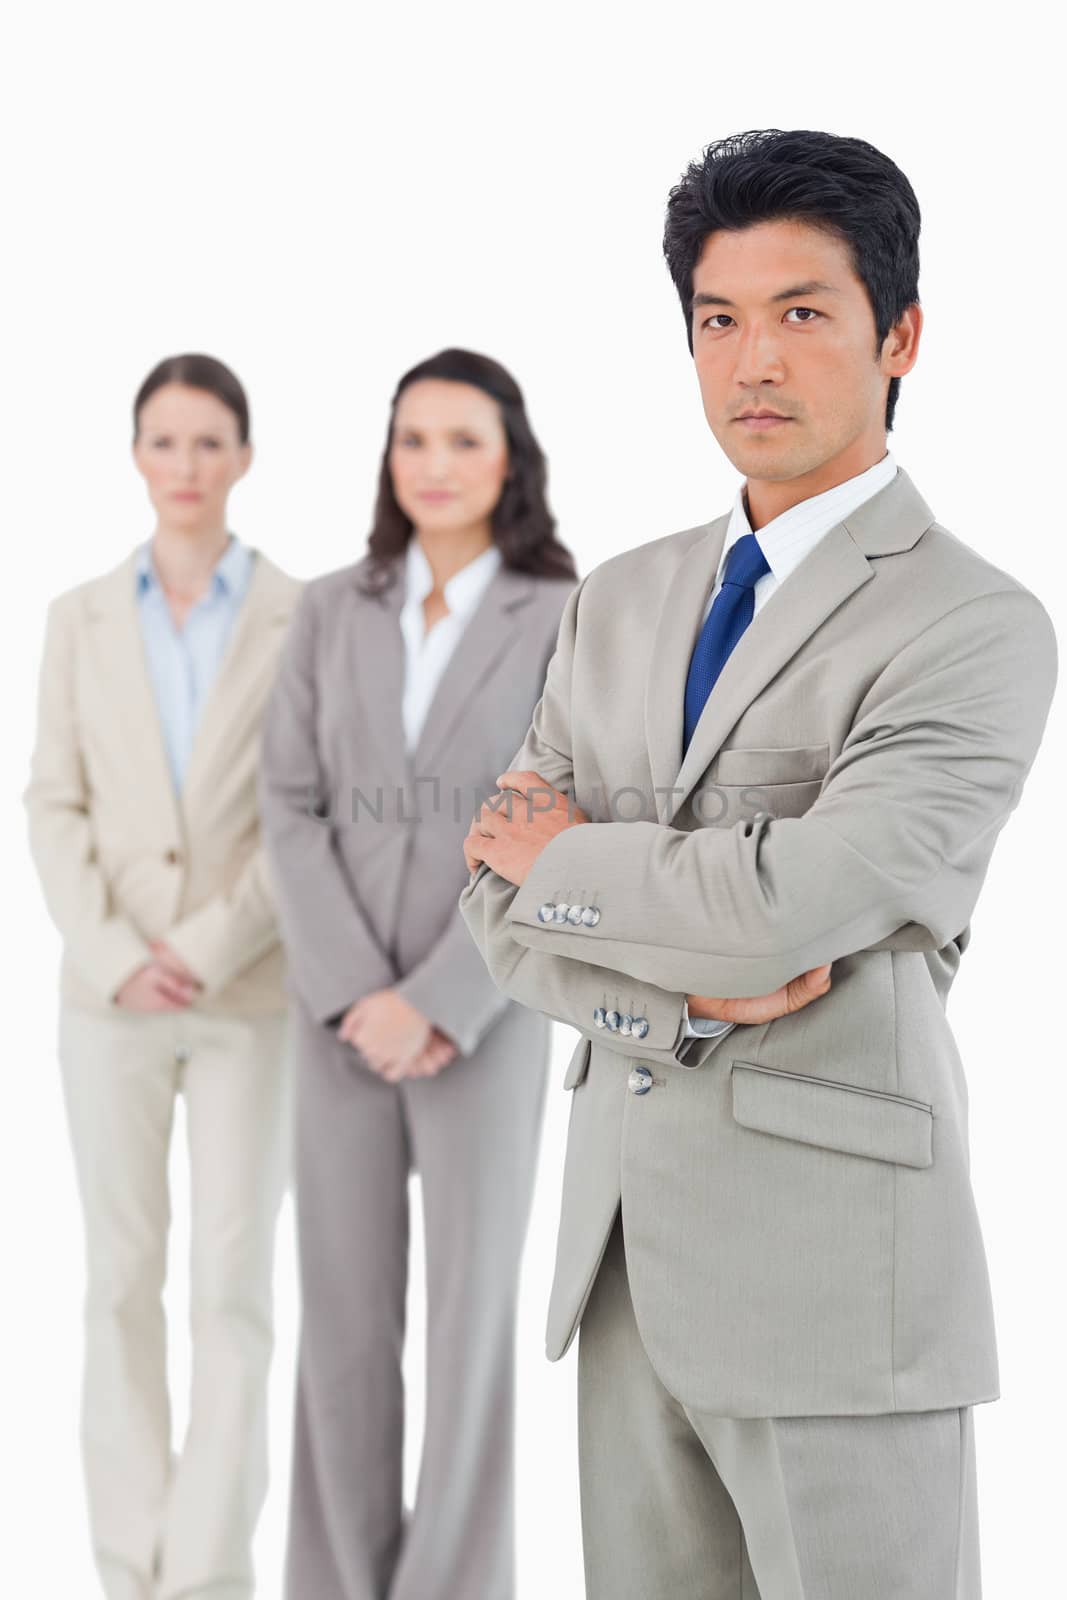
[
  {"x1": 285, "y1": 994, "x2": 549, "y2": 1600},
  {"x1": 578, "y1": 1215, "x2": 981, "y2": 1600}
]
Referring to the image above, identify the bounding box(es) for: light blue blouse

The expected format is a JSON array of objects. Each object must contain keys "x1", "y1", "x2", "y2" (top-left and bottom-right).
[{"x1": 135, "y1": 533, "x2": 254, "y2": 793}]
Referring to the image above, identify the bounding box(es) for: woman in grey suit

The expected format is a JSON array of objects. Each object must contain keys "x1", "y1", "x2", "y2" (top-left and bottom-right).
[{"x1": 258, "y1": 348, "x2": 577, "y2": 1600}]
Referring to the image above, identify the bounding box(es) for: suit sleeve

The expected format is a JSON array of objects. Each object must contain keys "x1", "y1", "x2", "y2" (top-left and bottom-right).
[
  {"x1": 23, "y1": 593, "x2": 153, "y2": 1002},
  {"x1": 257, "y1": 584, "x2": 397, "y2": 1024},
  {"x1": 165, "y1": 844, "x2": 281, "y2": 996},
  {"x1": 458, "y1": 577, "x2": 703, "y2": 1067},
  {"x1": 502, "y1": 588, "x2": 1058, "y2": 997}
]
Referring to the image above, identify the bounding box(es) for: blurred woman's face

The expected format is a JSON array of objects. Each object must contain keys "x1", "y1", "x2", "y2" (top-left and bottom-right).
[
  {"x1": 132, "y1": 382, "x2": 251, "y2": 533},
  {"x1": 389, "y1": 378, "x2": 509, "y2": 538}
]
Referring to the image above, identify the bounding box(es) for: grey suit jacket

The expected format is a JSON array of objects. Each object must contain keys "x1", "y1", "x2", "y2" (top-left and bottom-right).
[
  {"x1": 258, "y1": 549, "x2": 575, "y2": 1054},
  {"x1": 459, "y1": 468, "x2": 1058, "y2": 1416}
]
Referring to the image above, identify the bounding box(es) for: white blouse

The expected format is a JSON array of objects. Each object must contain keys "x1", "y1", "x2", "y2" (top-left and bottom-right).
[{"x1": 398, "y1": 536, "x2": 503, "y2": 751}]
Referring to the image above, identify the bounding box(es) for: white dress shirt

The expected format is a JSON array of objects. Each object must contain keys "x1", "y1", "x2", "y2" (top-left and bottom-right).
[
  {"x1": 683, "y1": 451, "x2": 898, "y2": 1039},
  {"x1": 398, "y1": 536, "x2": 503, "y2": 750}
]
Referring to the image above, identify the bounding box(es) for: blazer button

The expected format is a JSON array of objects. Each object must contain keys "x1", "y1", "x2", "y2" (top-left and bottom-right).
[
  {"x1": 605, "y1": 1009, "x2": 621, "y2": 1032},
  {"x1": 537, "y1": 902, "x2": 557, "y2": 923},
  {"x1": 164, "y1": 848, "x2": 182, "y2": 866},
  {"x1": 580, "y1": 905, "x2": 600, "y2": 927},
  {"x1": 631, "y1": 1016, "x2": 649, "y2": 1040},
  {"x1": 593, "y1": 1007, "x2": 607, "y2": 1028},
  {"x1": 566, "y1": 904, "x2": 583, "y2": 925},
  {"x1": 628, "y1": 1065, "x2": 653, "y2": 1095}
]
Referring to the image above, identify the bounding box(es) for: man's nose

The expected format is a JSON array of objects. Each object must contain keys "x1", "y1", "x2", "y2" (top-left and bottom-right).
[{"x1": 732, "y1": 322, "x2": 786, "y2": 389}]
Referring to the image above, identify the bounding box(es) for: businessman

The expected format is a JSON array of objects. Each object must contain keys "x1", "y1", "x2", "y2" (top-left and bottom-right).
[{"x1": 459, "y1": 130, "x2": 1058, "y2": 1597}]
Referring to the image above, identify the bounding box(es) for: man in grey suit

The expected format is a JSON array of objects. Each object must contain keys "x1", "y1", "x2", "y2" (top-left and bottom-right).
[{"x1": 458, "y1": 130, "x2": 1058, "y2": 1597}]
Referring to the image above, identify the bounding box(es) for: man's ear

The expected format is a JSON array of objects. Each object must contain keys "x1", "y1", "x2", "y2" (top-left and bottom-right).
[{"x1": 882, "y1": 302, "x2": 923, "y2": 379}]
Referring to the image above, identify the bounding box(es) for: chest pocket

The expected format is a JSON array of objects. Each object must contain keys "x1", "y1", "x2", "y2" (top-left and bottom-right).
[{"x1": 692, "y1": 742, "x2": 829, "y2": 824}]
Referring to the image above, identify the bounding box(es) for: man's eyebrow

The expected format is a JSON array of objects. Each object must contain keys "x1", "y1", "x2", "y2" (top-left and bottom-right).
[{"x1": 691, "y1": 280, "x2": 840, "y2": 311}]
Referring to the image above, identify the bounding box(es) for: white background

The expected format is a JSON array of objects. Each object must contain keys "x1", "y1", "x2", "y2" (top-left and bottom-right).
[{"x1": 1, "y1": 3, "x2": 1063, "y2": 1595}]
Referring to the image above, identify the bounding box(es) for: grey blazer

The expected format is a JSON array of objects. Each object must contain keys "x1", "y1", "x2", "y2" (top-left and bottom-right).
[
  {"x1": 258, "y1": 550, "x2": 576, "y2": 1054},
  {"x1": 459, "y1": 468, "x2": 1058, "y2": 1417}
]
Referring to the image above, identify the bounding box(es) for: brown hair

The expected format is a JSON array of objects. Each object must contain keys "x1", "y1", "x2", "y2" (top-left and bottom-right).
[
  {"x1": 133, "y1": 353, "x2": 251, "y2": 443},
  {"x1": 358, "y1": 347, "x2": 577, "y2": 598}
]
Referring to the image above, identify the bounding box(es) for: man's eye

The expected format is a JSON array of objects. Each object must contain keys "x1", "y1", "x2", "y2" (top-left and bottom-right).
[
  {"x1": 784, "y1": 307, "x2": 821, "y2": 323},
  {"x1": 702, "y1": 314, "x2": 734, "y2": 330}
]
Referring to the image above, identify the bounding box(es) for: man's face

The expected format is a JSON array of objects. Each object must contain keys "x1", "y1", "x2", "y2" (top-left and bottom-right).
[{"x1": 690, "y1": 219, "x2": 905, "y2": 485}]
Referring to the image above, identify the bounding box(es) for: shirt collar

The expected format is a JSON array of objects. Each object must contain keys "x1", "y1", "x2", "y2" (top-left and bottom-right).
[
  {"x1": 135, "y1": 532, "x2": 253, "y2": 600},
  {"x1": 721, "y1": 451, "x2": 898, "y2": 587},
  {"x1": 402, "y1": 537, "x2": 502, "y2": 622}
]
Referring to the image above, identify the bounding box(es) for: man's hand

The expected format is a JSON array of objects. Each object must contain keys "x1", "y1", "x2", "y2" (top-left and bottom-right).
[
  {"x1": 338, "y1": 990, "x2": 458, "y2": 1082},
  {"x1": 115, "y1": 958, "x2": 201, "y2": 1012},
  {"x1": 688, "y1": 963, "x2": 832, "y2": 1026},
  {"x1": 463, "y1": 769, "x2": 589, "y2": 884},
  {"x1": 463, "y1": 776, "x2": 832, "y2": 1025}
]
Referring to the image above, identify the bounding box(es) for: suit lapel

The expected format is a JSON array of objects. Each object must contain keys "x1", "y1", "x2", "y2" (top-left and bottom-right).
[
  {"x1": 350, "y1": 557, "x2": 537, "y2": 781},
  {"x1": 644, "y1": 515, "x2": 729, "y2": 823},
  {"x1": 671, "y1": 523, "x2": 873, "y2": 817},
  {"x1": 349, "y1": 567, "x2": 409, "y2": 779},
  {"x1": 413, "y1": 564, "x2": 535, "y2": 773},
  {"x1": 181, "y1": 551, "x2": 296, "y2": 807},
  {"x1": 86, "y1": 549, "x2": 183, "y2": 841},
  {"x1": 650, "y1": 468, "x2": 937, "y2": 824}
]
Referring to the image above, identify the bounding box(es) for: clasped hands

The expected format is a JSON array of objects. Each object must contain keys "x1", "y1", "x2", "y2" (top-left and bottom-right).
[
  {"x1": 115, "y1": 940, "x2": 203, "y2": 1011},
  {"x1": 337, "y1": 991, "x2": 457, "y2": 1083}
]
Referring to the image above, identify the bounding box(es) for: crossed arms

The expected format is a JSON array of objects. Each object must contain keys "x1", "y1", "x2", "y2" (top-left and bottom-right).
[{"x1": 459, "y1": 576, "x2": 1057, "y2": 1065}]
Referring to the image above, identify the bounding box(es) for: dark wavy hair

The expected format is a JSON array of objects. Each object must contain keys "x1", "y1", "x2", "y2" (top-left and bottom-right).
[
  {"x1": 133, "y1": 352, "x2": 250, "y2": 442},
  {"x1": 662, "y1": 129, "x2": 921, "y2": 431},
  {"x1": 358, "y1": 348, "x2": 577, "y2": 598}
]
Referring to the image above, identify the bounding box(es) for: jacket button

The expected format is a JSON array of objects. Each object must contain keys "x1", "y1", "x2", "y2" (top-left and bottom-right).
[
  {"x1": 164, "y1": 848, "x2": 181, "y2": 866},
  {"x1": 628, "y1": 1065, "x2": 653, "y2": 1095}
]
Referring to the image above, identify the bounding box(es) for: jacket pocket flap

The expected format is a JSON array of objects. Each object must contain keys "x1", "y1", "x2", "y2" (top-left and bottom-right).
[
  {"x1": 730, "y1": 1061, "x2": 932, "y2": 1169},
  {"x1": 563, "y1": 1037, "x2": 592, "y2": 1090},
  {"x1": 713, "y1": 743, "x2": 829, "y2": 786}
]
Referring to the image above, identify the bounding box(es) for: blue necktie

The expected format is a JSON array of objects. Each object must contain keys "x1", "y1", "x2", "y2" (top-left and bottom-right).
[{"x1": 682, "y1": 532, "x2": 770, "y2": 754}]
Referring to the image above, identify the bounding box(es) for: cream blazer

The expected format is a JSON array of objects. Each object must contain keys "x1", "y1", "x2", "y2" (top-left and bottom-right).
[{"x1": 24, "y1": 545, "x2": 303, "y2": 1016}]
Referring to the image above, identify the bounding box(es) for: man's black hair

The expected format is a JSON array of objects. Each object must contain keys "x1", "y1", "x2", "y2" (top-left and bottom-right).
[{"x1": 663, "y1": 129, "x2": 921, "y2": 431}]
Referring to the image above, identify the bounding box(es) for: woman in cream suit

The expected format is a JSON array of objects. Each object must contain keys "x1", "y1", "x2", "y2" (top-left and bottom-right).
[
  {"x1": 258, "y1": 348, "x2": 577, "y2": 1600},
  {"x1": 23, "y1": 354, "x2": 302, "y2": 1600}
]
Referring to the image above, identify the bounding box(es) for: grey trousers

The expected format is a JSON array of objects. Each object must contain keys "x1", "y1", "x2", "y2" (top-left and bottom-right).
[
  {"x1": 284, "y1": 995, "x2": 549, "y2": 1600},
  {"x1": 578, "y1": 1214, "x2": 982, "y2": 1599}
]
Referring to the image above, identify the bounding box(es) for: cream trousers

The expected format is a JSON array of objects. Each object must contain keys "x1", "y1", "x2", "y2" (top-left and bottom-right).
[{"x1": 58, "y1": 1004, "x2": 290, "y2": 1600}]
